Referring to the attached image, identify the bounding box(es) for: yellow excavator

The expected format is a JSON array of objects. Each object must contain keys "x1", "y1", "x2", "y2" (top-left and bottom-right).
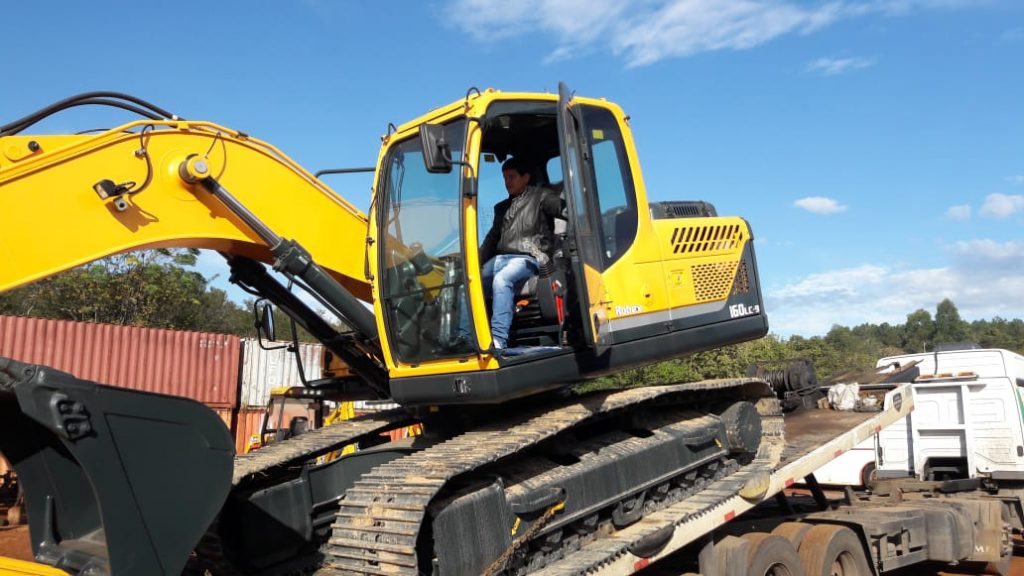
[{"x1": 0, "y1": 86, "x2": 772, "y2": 575}]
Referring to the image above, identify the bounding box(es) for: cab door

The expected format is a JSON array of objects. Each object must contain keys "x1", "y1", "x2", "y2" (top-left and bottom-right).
[{"x1": 556, "y1": 82, "x2": 612, "y2": 353}]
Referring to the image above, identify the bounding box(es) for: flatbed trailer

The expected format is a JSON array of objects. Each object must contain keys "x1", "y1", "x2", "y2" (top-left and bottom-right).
[{"x1": 537, "y1": 382, "x2": 1015, "y2": 576}]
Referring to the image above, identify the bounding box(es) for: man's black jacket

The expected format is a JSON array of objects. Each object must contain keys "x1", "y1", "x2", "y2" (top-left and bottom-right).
[{"x1": 480, "y1": 185, "x2": 564, "y2": 265}]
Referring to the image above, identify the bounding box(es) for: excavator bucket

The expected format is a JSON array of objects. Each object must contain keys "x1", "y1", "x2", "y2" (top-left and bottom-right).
[{"x1": 0, "y1": 356, "x2": 234, "y2": 575}]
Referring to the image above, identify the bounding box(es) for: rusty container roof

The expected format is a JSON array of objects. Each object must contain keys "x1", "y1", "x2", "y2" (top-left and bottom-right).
[{"x1": 0, "y1": 315, "x2": 240, "y2": 407}]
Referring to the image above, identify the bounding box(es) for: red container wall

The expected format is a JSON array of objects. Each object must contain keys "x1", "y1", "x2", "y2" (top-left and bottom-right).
[
  {"x1": 0, "y1": 315, "x2": 240, "y2": 408},
  {"x1": 235, "y1": 407, "x2": 266, "y2": 455}
]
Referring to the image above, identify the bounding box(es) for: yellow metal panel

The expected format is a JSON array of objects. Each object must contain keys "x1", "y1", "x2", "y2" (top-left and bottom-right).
[
  {"x1": 598, "y1": 217, "x2": 750, "y2": 324},
  {"x1": 0, "y1": 557, "x2": 69, "y2": 575},
  {"x1": 652, "y1": 217, "x2": 748, "y2": 306}
]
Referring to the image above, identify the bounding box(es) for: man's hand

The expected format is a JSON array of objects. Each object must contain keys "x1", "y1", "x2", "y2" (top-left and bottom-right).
[{"x1": 537, "y1": 253, "x2": 555, "y2": 277}]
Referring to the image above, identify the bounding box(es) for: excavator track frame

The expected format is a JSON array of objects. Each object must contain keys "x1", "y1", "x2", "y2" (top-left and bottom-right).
[
  {"x1": 317, "y1": 378, "x2": 781, "y2": 575},
  {"x1": 186, "y1": 408, "x2": 420, "y2": 576},
  {"x1": 231, "y1": 408, "x2": 414, "y2": 485}
]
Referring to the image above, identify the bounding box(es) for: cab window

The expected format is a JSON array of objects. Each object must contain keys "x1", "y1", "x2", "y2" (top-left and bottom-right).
[
  {"x1": 580, "y1": 106, "x2": 637, "y2": 266},
  {"x1": 378, "y1": 119, "x2": 475, "y2": 363}
]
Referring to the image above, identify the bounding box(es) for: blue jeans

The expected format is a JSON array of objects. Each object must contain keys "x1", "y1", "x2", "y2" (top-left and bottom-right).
[{"x1": 482, "y1": 254, "x2": 538, "y2": 348}]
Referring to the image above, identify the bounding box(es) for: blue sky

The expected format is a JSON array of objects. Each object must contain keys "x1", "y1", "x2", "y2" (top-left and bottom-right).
[{"x1": 3, "y1": 0, "x2": 1022, "y2": 336}]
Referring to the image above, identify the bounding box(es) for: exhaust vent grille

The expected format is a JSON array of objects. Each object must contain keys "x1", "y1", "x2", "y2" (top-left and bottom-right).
[{"x1": 670, "y1": 224, "x2": 744, "y2": 255}]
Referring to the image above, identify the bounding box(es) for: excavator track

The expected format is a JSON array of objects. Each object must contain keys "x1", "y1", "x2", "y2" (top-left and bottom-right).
[
  {"x1": 316, "y1": 378, "x2": 780, "y2": 576},
  {"x1": 232, "y1": 408, "x2": 413, "y2": 485},
  {"x1": 536, "y1": 394, "x2": 784, "y2": 575},
  {"x1": 186, "y1": 409, "x2": 415, "y2": 576}
]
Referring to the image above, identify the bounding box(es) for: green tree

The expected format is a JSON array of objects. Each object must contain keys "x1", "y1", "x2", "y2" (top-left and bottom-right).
[
  {"x1": 902, "y1": 309, "x2": 935, "y2": 353},
  {"x1": 199, "y1": 289, "x2": 257, "y2": 336},
  {"x1": 933, "y1": 298, "x2": 970, "y2": 345},
  {"x1": 874, "y1": 322, "x2": 905, "y2": 349},
  {"x1": 0, "y1": 249, "x2": 253, "y2": 335}
]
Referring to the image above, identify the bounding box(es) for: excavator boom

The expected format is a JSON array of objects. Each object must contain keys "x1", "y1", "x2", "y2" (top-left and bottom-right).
[{"x1": 0, "y1": 119, "x2": 371, "y2": 300}]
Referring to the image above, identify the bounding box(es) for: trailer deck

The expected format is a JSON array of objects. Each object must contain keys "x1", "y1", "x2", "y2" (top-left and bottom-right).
[{"x1": 538, "y1": 383, "x2": 914, "y2": 575}]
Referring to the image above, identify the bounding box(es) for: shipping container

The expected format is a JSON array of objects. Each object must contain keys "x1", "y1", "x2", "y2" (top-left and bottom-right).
[
  {"x1": 212, "y1": 407, "x2": 234, "y2": 432},
  {"x1": 235, "y1": 407, "x2": 266, "y2": 455},
  {"x1": 234, "y1": 404, "x2": 322, "y2": 455},
  {"x1": 0, "y1": 315, "x2": 241, "y2": 407},
  {"x1": 239, "y1": 339, "x2": 323, "y2": 407}
]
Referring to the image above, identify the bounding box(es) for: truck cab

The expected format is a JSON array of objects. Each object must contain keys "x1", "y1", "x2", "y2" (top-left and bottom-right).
[{"x1": 874, "y1": 347, "x2": 1024, "y2": 482}]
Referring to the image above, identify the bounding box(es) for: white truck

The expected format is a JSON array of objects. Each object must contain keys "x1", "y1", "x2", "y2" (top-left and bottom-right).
[
  {"x1": 873, "y1": 347, "x2": 1024, "y2": 486},
  {"x1": 811, "y1": 346, "x2": 1024, "y2": 490},
  {"x1": 816, "y1": 347, "x2": 1024, "y2": 525},
  {"x1": 810, "y1": 438, "x2": 876, "y2": 487}
]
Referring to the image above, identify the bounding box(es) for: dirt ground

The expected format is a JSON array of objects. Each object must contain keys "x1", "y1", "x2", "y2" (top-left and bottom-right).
[{"x1": 0, "y1": 525, "x2": 33, "y2": 562}]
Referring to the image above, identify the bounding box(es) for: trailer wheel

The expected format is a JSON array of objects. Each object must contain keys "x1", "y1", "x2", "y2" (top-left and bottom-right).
[
  {"x1": 799, "y1": 525, "x2": 871, "y2": 576},
  {"x1": 772, "y1": 522, "x2": 812, "y2": 548},
  {"x1": 743, "y1": 533, "x2": 807, "y2": 576}
]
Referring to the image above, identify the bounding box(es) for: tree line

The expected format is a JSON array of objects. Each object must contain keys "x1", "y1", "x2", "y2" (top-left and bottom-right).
[
  {"x1": 0, "y1": 249, "x2": 312, "y2": 341},
  {"x1": 2, "y1": 251, "x2": 1022, "y2": 385},
  {"x1": 594, "y1": 298, "x2": 1024, "y2": 390}
]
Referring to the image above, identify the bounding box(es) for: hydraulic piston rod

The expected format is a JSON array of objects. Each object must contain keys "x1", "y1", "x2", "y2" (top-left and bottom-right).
[{"x1": 178, "y1": 156, "x2": 379, "y2": 342}]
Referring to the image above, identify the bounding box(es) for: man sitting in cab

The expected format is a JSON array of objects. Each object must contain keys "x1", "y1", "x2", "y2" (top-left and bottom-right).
[{"x1": 478, "y1": 157, "x2": 564, "y2": 349}]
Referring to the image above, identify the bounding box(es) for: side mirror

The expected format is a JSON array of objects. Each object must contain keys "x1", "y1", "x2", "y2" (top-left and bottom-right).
[
  {"x1": 419, "y1": 123, "x2": 453, "y2": 174},
  {"x1": 258, "y1": 301, "x2": 276, "y2": 342}
]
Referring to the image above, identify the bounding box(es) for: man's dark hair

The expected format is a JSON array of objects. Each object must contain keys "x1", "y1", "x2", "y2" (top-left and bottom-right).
[{"x1": 501, "y1": 156, "x2": 531, "y2": 176}]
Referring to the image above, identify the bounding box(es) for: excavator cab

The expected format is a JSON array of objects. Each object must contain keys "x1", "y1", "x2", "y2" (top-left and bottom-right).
[{"x1": 372, "y1": 84, "x2": 769, "y2": 405}]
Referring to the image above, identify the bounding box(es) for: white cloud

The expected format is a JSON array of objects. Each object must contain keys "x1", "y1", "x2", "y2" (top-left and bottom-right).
[
  {"x1": 768, "y1": 265, "x2": 953, "y2": 335},
  {"x1": 805, "y1": 56, "x2": 874, "y2": 75},
  {"x1": 448, "y1": 0, "x2": 981, "y2": 66},
  {"x1": 979, "y1": 193, "x2": 1024, "y2": 218},
  {"x1": 946, "y1": 204, "x2": 971, "y2": 220},
  {"x1": 771, "y1": 264, "x2": 887, "y2": 301},
  {"x1": 951, "y1": 239, "x2": 1024, "y2": 262},
  {"x1": 794, "y1": 196, "x2": 847, "y2": 214},
  {"x1": 1007, "y1": 175, "x2": 1024, "y2": 185},
  {"x1": 613, "y1": 1, "x2": 848, "y2": 67},
  {"x1": 768, "y1": 237, "x2": 1024, "y2": 335}
]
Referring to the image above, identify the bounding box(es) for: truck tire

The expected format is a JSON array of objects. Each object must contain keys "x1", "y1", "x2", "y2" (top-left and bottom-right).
[
  {"x1": 772, "y1": 522, "x2": 812, "y2": 548},
  {"x1": 743, "y1": 533, "x2": 807, "y2": 576},
  {"x1": 799, "y1": 525, "x2": 871, "y2": 576},
  {"x1": 859, "y1": 462, "x2": 876, "y2": 488}
]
